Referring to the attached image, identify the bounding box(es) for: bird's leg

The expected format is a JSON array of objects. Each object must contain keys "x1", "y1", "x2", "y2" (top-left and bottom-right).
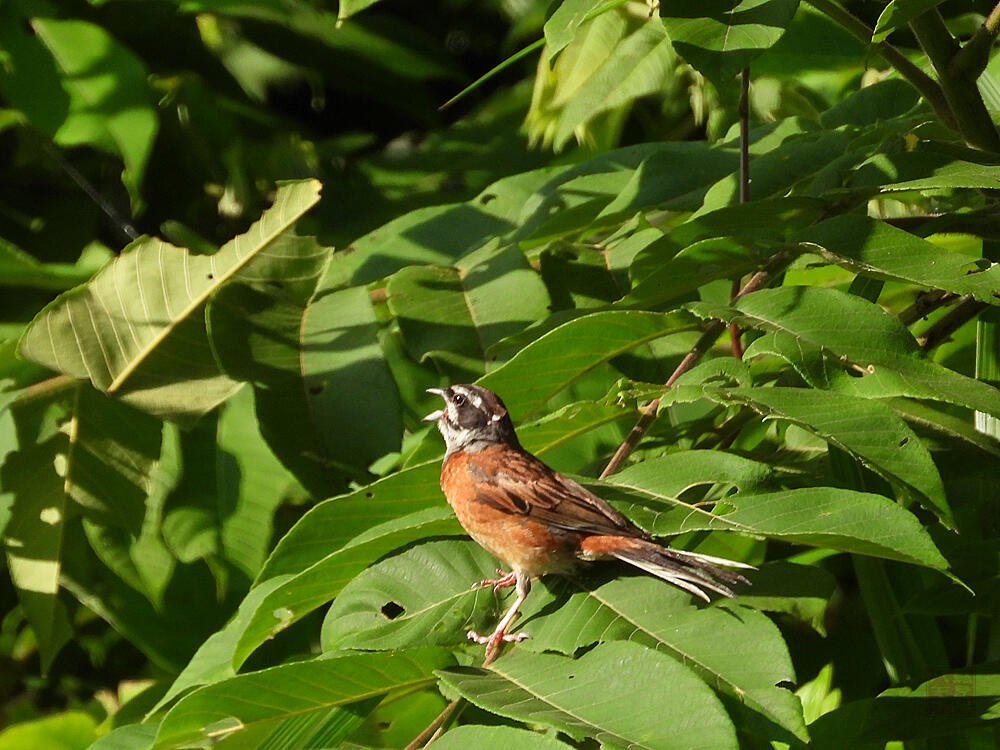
[
  {"x1": 468, "y1": 572, "x2": 531, "y2": 664},
  {"x1": 472, "y1": 568, "x2": 517, "y2": 592}
]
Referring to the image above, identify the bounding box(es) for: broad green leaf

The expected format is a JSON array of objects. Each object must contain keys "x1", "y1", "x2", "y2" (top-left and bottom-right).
[
  {"x1": 808, "y1": 670, "x2": 1000, "y2": 748},
  {"x1": 731, "y1": 560, "x2": 835, "y2": 635},
  {"x1": 153, "y1": 649, "x2": 455, "y2": 750},
  {"x1": 63, "y1": 387, "x2": 167, "y2": 535},
  {"x1": 516, "y1": 400, "x2": 637, "y2": 458},
  {"x1": 661, "y1": 0, "x2": 799, "y2": 87},
  {"x1": 215, "y1": 388, "x2": 304, "y2": 577},
  {"x1": 624, "y1": 237, "x2": 764, "y2": 307},
  {"x1": 19, "y1": 180, "x2": 322, "y2": 424},
  {"x1": 551, "y1": 22, "x2": 674, "y2": 150},
  {"x1": 233, "y1": 508, "x2": 460, "y2": 666},
  {"x1": 598, "y1": 469, "x2": 949, "y2": 570},
  {"x1": 543, "y1": 0, "x2": 610, "y2": 59},
  {"x1": 1, "y1": 423, "x2": 73, "y2": 671},
  {"x1": 152, "y1": 576, "x2": 291, "y2": 713},
  {"x1": 846, "y1": 146, "x2": 1000, "y2": 192},
  {"x1": 480, "y1": 310, "x2": 695, "y2": 420},
  {"x1": 0, "y1": 237, "x2": 108, "y2": 291},
  {"x1": 321, "y1": 539, "x2": 508, "y2": 651},
  {"x1": 439, "y1": 641, "x2": 737, "y2": 749},
  {"x1": 687, "y1": 386, "x2": 952, "y2": 526},
  {"x1": 517, "y1": 575, "x2": 807, "y2": 743},
  {"x1": 434, "y1": 725, "x2": 575, "y2": 750},
  {"x1": 695, "y1": 286, "x2": 1000, "y2": 418},
  {"x1": 259, "y1": 461, "x2": 444, "y2": 579},
  {"x1": 387, "y1": 242, "x2": 550, "y2": 379},
  {"x1": 210, "y1": 231, "x2": 400, "y2": 493},
  {"x1": 0, "y1": 17, "x2": 157, "y2": 206},
  {"x1": 594, "y1": 143, "x2": 741, "y2": 223},
  {"x1": 87, "y1": 724, "x2": 158, "y2": 750},
  {"x1": 0, "y1": 711, "x2": 97, "y2": 750},
  {"x1": 800, "y1": 215, "x2": 1000, "y2": 304},
  {"x1": 872, "y1": 0, "x2": 947, "y2": 43},
  {"x1": 820, "y1": 79, "x2": 921, "y2": 128}
]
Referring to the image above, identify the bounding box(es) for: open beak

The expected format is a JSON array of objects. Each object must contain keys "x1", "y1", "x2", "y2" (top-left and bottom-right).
[{"x1": 423, "y1": 388, "x2": 445, "y2": 422}]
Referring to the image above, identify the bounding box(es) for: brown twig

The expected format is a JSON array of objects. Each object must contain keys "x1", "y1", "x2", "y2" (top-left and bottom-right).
[
  {"x1": 916, "y1": 294, "x2": 989, "y2": 351},
  {"x1": 599, "y1": 250, "x2": 796, "y2": 479},
  {"x1": 403, "y1": 698, "x2": 464, "y2": 750},
  {"x1": 897, "y1": 289, "x2": 958, "y2": 326}
]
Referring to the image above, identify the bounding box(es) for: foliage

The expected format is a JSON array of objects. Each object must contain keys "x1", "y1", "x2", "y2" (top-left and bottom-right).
[{"x1": 2, "y1": 0, "x2": 1000, "y2": 748}]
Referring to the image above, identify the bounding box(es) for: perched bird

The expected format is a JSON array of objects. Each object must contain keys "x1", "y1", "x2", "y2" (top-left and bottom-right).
[{"x1": 425, "y1": 383, "x2": 751, "y2": 662}]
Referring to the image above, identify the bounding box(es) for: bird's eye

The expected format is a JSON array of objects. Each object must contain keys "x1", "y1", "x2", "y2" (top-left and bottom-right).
[{"x1": 452, "y1": 393, "x2": 466, "y2": 406}]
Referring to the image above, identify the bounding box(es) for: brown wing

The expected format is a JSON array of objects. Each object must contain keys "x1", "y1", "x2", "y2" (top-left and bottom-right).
[{"x1": 467, "y1": 447, "x2": 645, "y2": 539}]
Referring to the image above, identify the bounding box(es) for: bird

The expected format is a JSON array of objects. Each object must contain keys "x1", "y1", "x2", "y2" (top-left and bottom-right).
[{"x1": 424, "y1": 383, "x2": 752, "y2": 663}]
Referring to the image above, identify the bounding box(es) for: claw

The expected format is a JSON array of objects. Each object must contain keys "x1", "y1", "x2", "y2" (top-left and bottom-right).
[{"x1": 472, "y1": 569, "x2": 517, "y2": 592}]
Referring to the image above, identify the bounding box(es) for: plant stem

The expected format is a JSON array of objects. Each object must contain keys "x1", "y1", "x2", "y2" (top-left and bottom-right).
[
  {"x1": 910, "y1": 9, "x2": 1000, "y2": 151},
  {"x1": 805, "y1": 0, "x2": 956, "y2": 130},
  {"x1": 599, "y1": 250, "x2": 795, "y2": 478},
  {"x1": 403, "y1": 699, "x2": 464, "y2": 750},
  {"x1": 916, "y1": 294, "x2": 989, "y2": 351}
]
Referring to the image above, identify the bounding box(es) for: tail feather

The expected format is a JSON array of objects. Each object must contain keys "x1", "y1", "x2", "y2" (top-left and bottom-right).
[{"x1": 580, "y1": 536, "x2": 752, "y2": 601}]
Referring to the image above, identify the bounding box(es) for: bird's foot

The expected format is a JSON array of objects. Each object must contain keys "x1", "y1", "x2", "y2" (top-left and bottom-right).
[
  {"x1": 472, "y1": 569, "x2": 517, "y2": 592},
  {"x1": 467, "y1": 628, "x2": 529, "y2": 663}
]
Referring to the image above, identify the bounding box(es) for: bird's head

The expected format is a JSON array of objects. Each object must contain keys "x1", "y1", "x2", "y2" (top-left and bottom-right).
[{"x1": 424, "y1": 384, "x2": 519, "y2": 455}]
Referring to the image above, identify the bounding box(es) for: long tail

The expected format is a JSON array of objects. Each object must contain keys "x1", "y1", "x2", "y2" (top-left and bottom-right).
[{"x1": 579, "y1": 536, "x2": 753, "y2": 602}]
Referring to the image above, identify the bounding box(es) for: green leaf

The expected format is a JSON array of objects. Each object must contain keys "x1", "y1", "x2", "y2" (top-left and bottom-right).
[
  {"x1": 808, "y1": 669, "x2": 1000, "y2": 748},
  {"x1": 0, "y1": 711, "x2": 97, "y2": 750},
  {"x1": 600, "y1": 461, "x2": 949, "y2": 569},
  {"x1": 210, "y1": 230, "x2": 400, "y2": 492},
  {"x1": 691, "y1": 386, "x2": 953, "y2": 526},
  {"x1": 871, "y1": 0, "x2": 947, "y2": 44},
  {"x1": 0, "y1": 16, "x2": 157, "y2": 206},
  {"x1": 321, "y1": 539, "x2": 508, "y2": 651},
  {"x1": 387, "y1": 242, "x2": 550, "y2": 379},
  {"x1": 438, "y1": 641, "x2": 738, "y2": 750},
  {"x1": 337, "y1": 0, "x2": 382, "y2": 23},
  {"x1": 624, "y1": 237, "x2": 764, "y2": 307},
  {"x1": 799, "y1": 215, "x2": 1000, "y2": 304},
  {"x1": 515, "y1": 574, "x2": 807, "y2": 743},
  {"x1": 1, "y1": 423, "x2": 73, "y2": 671},
  {"x1": 661, "y1": 0, "x2": 799, "y2": 87},
  {"x1": 152, "y1": 649, "x2": 455, "y2": 750},
  {"x1": 543, "y1": 0, "x2": 611, "y2": 59},
  {"x1": 551, "y1": 22, "x2": 674, "y2": 150},
  {"x1": 152, "y1": 575, "x2": 294, "y2": 713},
  {"x1": 259, "y1": 461, "x2": 443, "y2": 579},
  {"x1": 697, "y1": 286, "x2": 1000, "y2": 418},
  {"x1": 19, "y1": 180, "x2": 322, "y2": 424},
  {"x1": 87, "y1": 724, "x2": 158, "y2": 750},
  {"x1": 433, "y1": 725, "x2": 575, "y2": 750},
  {"x1": 480, "y1": 310, "x2": 694, "y2": 420}
]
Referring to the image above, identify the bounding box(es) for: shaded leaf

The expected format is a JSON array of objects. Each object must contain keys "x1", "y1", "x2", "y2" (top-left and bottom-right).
[
  {"x1": 800, "y1": 216, "x2": 1000, "y2": 304},
  {"x1": 387, "y1": 242, "x2": 550, "y2": 379},
  {"x1": 661, "y1": 0, "x2": 799, "y2": 87}
]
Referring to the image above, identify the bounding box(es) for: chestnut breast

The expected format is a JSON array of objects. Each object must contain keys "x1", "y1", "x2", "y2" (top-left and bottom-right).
[{"x1": 440, "y1": 445, "x2": 581, "y2": 577}]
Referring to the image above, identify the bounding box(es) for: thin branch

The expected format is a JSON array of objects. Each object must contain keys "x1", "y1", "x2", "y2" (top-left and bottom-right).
[
  {"x1": 403, "y1": 699, "x2": 464, "y2": 750},
  {"x1": 897, "y1": 289, "x2": 957, "y2": 326},
  {"x1": 805, "y1": 0, "x2": 956, "y2": 130},
  {"x1": 916, "y1": 294, "x2": 989, "y2": 351},
  {"x1": 951, "y1": 0, "x2": 1000, "y2": 79},
  {"x1": 910, "y1": 8, "x2": 1000, "y2": 151},
  {"x1": 599, "y1": 250, "x2": 796, "y2": 479}
]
